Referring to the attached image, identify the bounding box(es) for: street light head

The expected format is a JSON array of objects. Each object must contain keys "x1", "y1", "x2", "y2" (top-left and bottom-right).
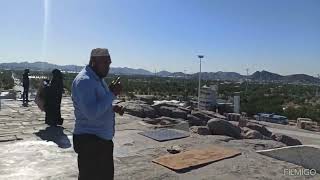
[{"x1": 198, "y1": 55, "x2": 204, "y2": 59}]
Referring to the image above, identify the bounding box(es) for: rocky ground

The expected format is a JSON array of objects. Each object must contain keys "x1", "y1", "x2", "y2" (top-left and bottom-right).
[{"x1": 0, "y1": 97, "x2": 319, "y2": 180}]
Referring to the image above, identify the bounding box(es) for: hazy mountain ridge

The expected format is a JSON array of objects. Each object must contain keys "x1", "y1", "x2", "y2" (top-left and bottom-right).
[{"x1": 0, "y1": 62, "x2": 319, "y2": 84}]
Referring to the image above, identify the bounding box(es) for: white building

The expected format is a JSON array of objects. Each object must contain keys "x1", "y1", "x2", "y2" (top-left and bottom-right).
[{"x1": 199, "y1": 85, "x2": 218, "y2": 110}]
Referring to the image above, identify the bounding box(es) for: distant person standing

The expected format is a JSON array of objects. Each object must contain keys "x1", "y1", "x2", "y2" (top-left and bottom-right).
[
  {"x1": 44, "y1": 69, "x2": 64, "y2": 126},
  {"x1": 72, "y1": 48, "x2": 124, "y2": 180},
  {"x1": 22, "y1": 69, "x2": 29, "y2": 106}
]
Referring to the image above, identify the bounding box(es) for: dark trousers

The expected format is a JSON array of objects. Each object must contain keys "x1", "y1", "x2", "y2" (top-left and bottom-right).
[
  {"x1": 22, "y1": 88, "x2": 28, "y2": 104},
  {"x1": 73, "y1": 134, "x2": 114, "y2": 180}
]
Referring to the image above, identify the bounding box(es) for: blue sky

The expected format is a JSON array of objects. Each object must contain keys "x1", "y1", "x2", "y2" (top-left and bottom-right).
[{"x1": 0, "y1": 0, "x2": 319, "y2": 75}]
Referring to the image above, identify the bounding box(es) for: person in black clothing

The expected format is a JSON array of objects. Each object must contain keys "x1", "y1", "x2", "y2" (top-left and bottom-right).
[
  {"x1": 44, "y1": 69, "x2": 64, "y2": 126},
  {"x1": 22, "y1": 69, "x2": 30, "y2": 106}
]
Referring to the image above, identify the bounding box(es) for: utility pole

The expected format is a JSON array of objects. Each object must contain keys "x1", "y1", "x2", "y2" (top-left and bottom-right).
[{"x1": 197, "y1": 55, "x2": 204, "y2": 110}]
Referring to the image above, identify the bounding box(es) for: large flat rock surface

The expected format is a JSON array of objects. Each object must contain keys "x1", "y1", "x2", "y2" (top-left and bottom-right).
[{"x1": 0, "y1": 98, "x2": 319, "y2": 180}]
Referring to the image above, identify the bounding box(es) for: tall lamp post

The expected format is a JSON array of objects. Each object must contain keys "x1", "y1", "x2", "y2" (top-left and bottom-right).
[
  {"x1": 245, "y1": 68, "x2": 249, "y2": 94},
  {"x1": 197, "y1": 55, "x2": 204, "y2": 110}
]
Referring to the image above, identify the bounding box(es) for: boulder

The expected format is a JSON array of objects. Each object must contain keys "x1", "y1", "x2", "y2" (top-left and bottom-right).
[
  {"x1": 189, "y1": 126, "x2": 211, "y2": 135},
  {"x1": 202, "y1": 110, "x2": 226, "y2": 119},
  {"x1": 152, "y1": 103, "x2": 179, "y2": 111},
  {"x1": 207, "y1": 118, "x2": 242, "y2": 139},
  {"x1": 247, "y1": 122, "x2": 272, "y2": 137},
  {"x1": 143, "y1": 106, "x2": 158, "y2": 118},
  {"x1": 135, "y1": 95, "x2": 156, "y2": 104},
  {"x1": 121, "y1": 100, "x2": 146, "y2": 105},
  {"x1": 154, "y1": 116, "x2": 183, "y2": 126},
  {"x1": 187, "y1": 114, "x2": 207, "y2": 126},
  {"x1": 158, "y1": 106, "x2": 187, "y2": 119},
  {"x1": 271, "y1": 133, "x2": 302, "y2": 146},
  {"x1": 142, "y1": 118, "x2": 161, "y2": 125},
  {"x1": 191, "y1": 111, "x2": 213, "y2": 121},
  {"x1": 214, "y1": 114, "x2": 227, "y2": 119},
  {"x1": 171, "y1": 108, "x2": 188, "y2": 119},
  {"x1": 177, "y1": 107, "x2": 191, "y2": 114},
  {"x1": 120, "y1": 101, "x2": 157, "y2": 118},
  {"x1": 158, "y1": 106, "x2": 173, "y2": 117},
  {"x1": 122, "y1": 103, "x2": 144, "y2": 117},
  {"x1": 243, "y1": 130, "x2": 264, "y2": 139},
  {"x1": 200, "y1": 110, "x2": 216, "y2": 116}
]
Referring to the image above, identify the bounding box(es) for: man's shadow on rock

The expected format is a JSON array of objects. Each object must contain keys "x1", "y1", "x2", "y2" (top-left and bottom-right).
[{"x1": 35, "y1": 126, "x2": 71, "y2": 149}]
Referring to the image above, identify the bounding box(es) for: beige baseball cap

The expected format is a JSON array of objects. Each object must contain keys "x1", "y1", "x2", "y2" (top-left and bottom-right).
[{"x1": 91, "y1": 48, "x2": 110, "y2": 57}]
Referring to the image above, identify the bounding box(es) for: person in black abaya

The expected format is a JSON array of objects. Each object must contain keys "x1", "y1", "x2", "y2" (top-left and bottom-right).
[
  {"x1": 44, "y1": 69, "x2": 64, "y2": 126},
  {"x1": 22, "y1": 69, "x2": 30, "y2": 106}
]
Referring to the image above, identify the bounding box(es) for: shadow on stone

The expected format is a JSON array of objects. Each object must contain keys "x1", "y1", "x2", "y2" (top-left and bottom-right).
[
  {"x1": 175, "y1": 161, "x2": 214, "y2": 173},
  {"x1": 35, "y1": 126, "x2": 71, "y2": 149}
]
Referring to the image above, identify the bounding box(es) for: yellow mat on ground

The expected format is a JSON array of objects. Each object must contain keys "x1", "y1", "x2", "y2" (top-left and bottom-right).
[{"x1": 152, "y1": 146, "x2": 241, "y2": 171}]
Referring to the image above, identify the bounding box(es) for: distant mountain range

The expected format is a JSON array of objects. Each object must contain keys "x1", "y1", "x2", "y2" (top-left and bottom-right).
[
  {"x1": 0, "y1": 61, "x2": 154, "y2": 75},
  {"x1": 192, "y1": 71, "x2": 244, "y2": 81},
  {"x1": 0, "y1": 61, "x2": 319, "y2": 84},
  {"x1": 250, "y1": 70, "x2": 320, "y2": 84},
  {"x1": 0, "y1": 61, "x2": 82, "y2": 72},
  {"x1": 110, "y1": 67, "x2": 153, "y2": 75}
]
